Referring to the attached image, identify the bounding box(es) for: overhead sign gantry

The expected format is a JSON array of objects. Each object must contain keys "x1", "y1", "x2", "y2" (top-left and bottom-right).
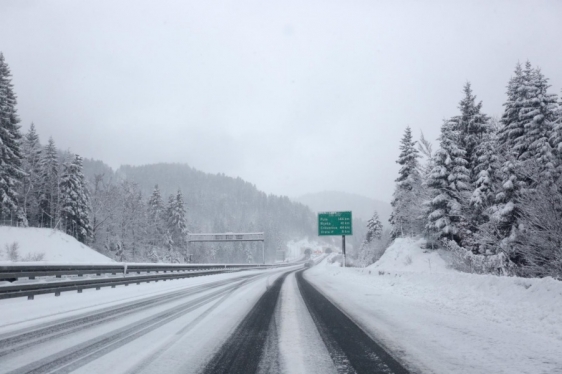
[{"x1": 187, "y1": 232, "x2": 266, "y2": 264}]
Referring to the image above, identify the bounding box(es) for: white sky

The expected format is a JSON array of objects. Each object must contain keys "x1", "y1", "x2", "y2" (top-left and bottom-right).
[{"x1": 1, "y1": 0, "x2": 561, "y2": 202}]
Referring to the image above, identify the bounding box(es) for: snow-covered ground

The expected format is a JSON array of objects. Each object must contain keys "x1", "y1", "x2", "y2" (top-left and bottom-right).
[
  {"x1": 305, "y1": 238, "x2": 562, "y2": 374},
  {"x1": 0, "y1": 226, "x2": 113, "y2": 263}
]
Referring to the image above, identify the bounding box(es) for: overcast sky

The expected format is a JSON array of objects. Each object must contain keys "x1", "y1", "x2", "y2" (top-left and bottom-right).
[{"x1": 1, "y1": 0, "x2": 561, "y2": 202}]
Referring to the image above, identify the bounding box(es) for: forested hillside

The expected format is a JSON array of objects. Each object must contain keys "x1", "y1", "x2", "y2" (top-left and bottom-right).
[
  {"x1": 112, "y1": 163, "x2": 316, "y2": 260},
  {"x1": 79, "y1": 161, "x2": 317, "y2": 263},
  {"x1": 0, "y1": 51, "x2": 315, "y2": 263}
]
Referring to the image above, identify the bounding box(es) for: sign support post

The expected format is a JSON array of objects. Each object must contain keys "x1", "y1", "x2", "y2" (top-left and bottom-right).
[{"x1": 342, "y1": 235, "x2": 346, "y2": 267}]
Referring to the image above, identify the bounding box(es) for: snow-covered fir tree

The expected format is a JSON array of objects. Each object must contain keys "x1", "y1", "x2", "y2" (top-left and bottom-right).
[
  {"x1": 21, "y1": 123, "x2": 43, "y2": 225},
  {"x1": 147, "y1": 184, "x2": 165, "y2": 247},
  {"x1": 494, "y1": 62, "x2": 533, "y2": 246},
  {"x1": 448, "y1": 82, "x2": 491, "y2": 177},
  {"x1": 39, "y1": 137, "x2": 60, "y2": 228},
  {"x1": 551, "y1": 92, "x2": 562, "y2": 171},
  {"x1": 426, "y1": 120, "x2": 470, "y2": 244},
  {"x1": 470, "y1": 125, "x2": 501, "y2": 225},
  {"x1": 0, "y1": 53, "x2": 26, "y2": 224},
  {"x1": 496, "y1": 62, "x2": 559, "y2": 254},
  {"x1": 365, "y1": 211, "x2": 383, "y2": 244},
  {"x1": 59, "y1": 155, "x2": 92, "y2": 243},
  {"x1": 516, "y1": 68, "x2": 558, "y2": 182},
  {"x1": 390, "y1": 126, "x2": 423, "y2": 237},
  {"x1": 166, "y1": 189, "x2": 188, "y2": 254},
  {"x1": 498, "y1": 62, "x2": 526, "y2": 151},
  {"x1": 358, "y1": 211, "x2": 391, "y2": 267}
]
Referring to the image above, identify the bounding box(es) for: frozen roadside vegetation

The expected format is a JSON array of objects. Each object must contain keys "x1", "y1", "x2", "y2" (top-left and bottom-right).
[
  {"x1": 0, "y1": 226, "x2": 113, "y2": 264},
  {"x1": 305, "y1": 237, "x2": 562, "y2": 374}
]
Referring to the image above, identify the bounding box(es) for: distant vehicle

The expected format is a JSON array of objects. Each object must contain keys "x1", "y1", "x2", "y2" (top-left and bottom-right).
[{"x1": 304, "y1": 260, "x2": 314, "y2": 268}]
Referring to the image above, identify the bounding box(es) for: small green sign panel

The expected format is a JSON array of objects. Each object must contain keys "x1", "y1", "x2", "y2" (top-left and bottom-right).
[{"x1": 318, "y1": 211, "x2": 353, "y2": 236}]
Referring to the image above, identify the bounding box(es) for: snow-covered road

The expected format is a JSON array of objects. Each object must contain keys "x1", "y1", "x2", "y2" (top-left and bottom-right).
[
  {"x1": 0, "y1": 263, "x2": 410, "y2": 374},
  {"x1": 0, "y1": 268, "x2": 294, "y2": 374}
]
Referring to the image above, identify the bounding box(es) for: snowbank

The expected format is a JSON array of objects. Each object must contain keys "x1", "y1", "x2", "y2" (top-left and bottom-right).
[
  {"x1": 0, "y1": 226, "x2": 113, "y2": 263},
  {"x1": 305, "y1": 237, "x2": 562, "y2": 374},
  {"x1": 368, "y1": 237, "x2": 452, "y2": 274}
]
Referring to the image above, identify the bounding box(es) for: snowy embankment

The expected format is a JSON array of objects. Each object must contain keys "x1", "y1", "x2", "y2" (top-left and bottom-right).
[
  {"x1": 0, "y1": 226, "x2": 113, "y2": 263},
  {"x1": 305, "y1": 238, "x2": 562, "y2": 374}
]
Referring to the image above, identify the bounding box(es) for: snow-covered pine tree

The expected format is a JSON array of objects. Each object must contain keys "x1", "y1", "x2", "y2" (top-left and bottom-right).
[
  {"x1": 59, "y1": 155, "x2": 92, "y2": 243},
  {"x1": 470, "y1": 124, "x2": 501, "y2": 224},
  {"x1": 516, "y1": 67, "x2": 558, "y2": 182},
  {"x1": 365, "y1": 210, "x2": 383, "y2": 243},
  {"x1": 448, "y1": 82, "x2": 491, "y2": 177},
  {"x1": 358, "y1": 211, "x2": 385, "y2": 266},
  {"x1": 496, "y1": 63, "x2": 559, "y2": 252},
  {"x1": 166, "y1": 190, "x2": 188, "y2": 256},
  {"x1": 147, "y1": 184, "x2": 165, "y2": 247},
  {"x1": 426, "y1": 120, "x2": 471, "y2": 245},
  {"x1": 21, "y1": 123, "x2": 43, "y2": 225},
  {"x1": 553, "y1": 92, "x2": 562, "y2": 178},
  {"x1": 0, "y1": 53, "x2": 26, "y2": 224},
  {"x1": 390, "y1": 126, "x2": 423, "y2": 238},
  {"x1": 39, "y1": 137, "x2": 60, "y2": 228},
  {"x1": 494, "y1": 62, "x2": 533, "y2": 246},
  {"x1": 498, "y1": 62, "x2": 527, "y2": 151}
]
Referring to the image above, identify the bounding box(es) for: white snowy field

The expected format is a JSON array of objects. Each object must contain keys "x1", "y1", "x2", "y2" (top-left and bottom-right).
[
  {"x1": 305, "y1": 238, "x2": 562, "y2": 374},
  {"x1": 0, "y1": 226, "x2": 113, "y2": 263}
]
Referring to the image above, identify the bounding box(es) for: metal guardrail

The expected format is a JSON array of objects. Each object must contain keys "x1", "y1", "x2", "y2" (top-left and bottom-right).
[
  {"x1": 0, "y1": 262, "x2": 299, "y2": 300},
  {"x1": 0, "y1": 263, "x2": 275, "y2": 281}
]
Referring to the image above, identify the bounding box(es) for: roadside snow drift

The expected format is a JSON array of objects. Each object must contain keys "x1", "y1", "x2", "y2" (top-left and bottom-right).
[
  {"x1": 0, "y1": 226, "x2": 113, "y2": 263},
  {"x1": 305, "y1": 238, "x2": 562, "y2": 374}
]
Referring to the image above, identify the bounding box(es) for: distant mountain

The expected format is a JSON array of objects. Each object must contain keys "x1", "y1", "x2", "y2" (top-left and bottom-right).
[{"x1": 294, "y1": 191, "x2": 392, "y2": 226}]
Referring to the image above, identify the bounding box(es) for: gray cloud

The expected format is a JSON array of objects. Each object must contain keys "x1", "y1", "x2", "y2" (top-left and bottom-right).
[{"x1": 1, "y1": 0, "x2": 561, "y2": 202}]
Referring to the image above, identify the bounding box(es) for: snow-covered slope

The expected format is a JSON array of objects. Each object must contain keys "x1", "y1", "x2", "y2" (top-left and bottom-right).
[
  {"x1": 305, "y1": 238, "x2": 562, "y2": 374},
  {"x1": 0, "y1": 227, "x2": 113, "y2": 263}
]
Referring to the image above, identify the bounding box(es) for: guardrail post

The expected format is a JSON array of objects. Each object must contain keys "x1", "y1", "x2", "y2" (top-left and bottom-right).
[
  {"x1": 77, "y1": 289, "x2": 82, "y2": 293},
  {"x1": 55, "y1": 292, "x2": 60, "y2": 297},
  {"x1": 27, "y1": 295, "x2": 34, "y2": 300}
]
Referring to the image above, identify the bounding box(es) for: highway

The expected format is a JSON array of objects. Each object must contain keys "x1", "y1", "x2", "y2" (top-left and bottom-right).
[{"x1": 0, "y1": 265, "x2": 410, "y2": 374}]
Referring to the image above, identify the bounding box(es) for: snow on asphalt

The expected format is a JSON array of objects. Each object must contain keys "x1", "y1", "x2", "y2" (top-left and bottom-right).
[
  {"x1": 277, "y1": 271, "x2": 336, "y2": 374},
  {"x1": 305, "y1": 238, "x2": 562, "y2": 374}
]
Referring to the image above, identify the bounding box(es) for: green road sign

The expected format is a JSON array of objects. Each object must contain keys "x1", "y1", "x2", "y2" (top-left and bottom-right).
[{"x1": 318, "y1": 211, "x2": 353, "y2": 236}]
